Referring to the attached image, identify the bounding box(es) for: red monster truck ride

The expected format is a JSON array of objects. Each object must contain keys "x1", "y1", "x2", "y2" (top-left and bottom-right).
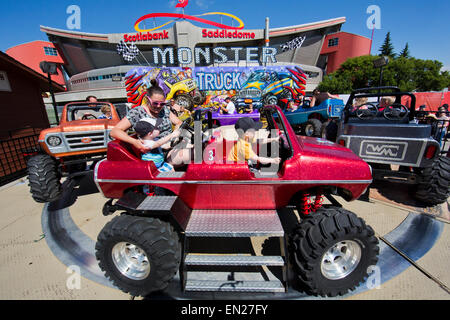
[{"x1": 94, "y1": 105, "x2": 379, "y2": 298}]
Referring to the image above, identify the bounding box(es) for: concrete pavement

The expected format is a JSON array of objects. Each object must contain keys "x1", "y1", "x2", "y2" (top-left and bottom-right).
[{"x1": 0, "y1": 177, "x2": 448, "y2": 300}]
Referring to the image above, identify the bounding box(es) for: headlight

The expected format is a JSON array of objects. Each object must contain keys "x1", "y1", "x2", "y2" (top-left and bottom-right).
[{"x1": 46, "y1": 135, "x2": 62, "y2": 147}]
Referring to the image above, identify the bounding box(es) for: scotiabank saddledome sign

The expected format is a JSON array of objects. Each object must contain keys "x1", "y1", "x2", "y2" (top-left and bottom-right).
[
  {"x1": 120, "y1": 10, "x2": 277, "y2": 64},
  {"x1": 123, "y1": 11, "x2": 246, "y2": 43},
  {"x1": 127, "y1": 11, "x2": 256, "y2": 42},
  {"x1": 202, "y1": 29, "x2": 256, "y2": 39},
  {"x1": 122, "y1": 28, "x2": 256, "y2": 43},
  {"x1": 123, "y1": 30, "x2": 169, "y2": 43}
]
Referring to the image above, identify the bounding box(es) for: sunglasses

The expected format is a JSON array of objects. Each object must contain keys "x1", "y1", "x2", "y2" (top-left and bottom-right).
[{"x1": 148, "y1": 97, "x2": 168, "y2": 108}]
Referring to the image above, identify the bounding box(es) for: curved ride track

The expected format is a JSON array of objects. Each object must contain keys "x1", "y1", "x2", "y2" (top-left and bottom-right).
[{"x1": 41, "y1": 203, "x2": 444, "y2": 299}]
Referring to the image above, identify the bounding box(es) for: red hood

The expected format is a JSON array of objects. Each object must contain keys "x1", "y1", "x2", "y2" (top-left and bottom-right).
[
  {"x1": 298, "y1": 136, "x2": 354, "y2": 155},
  {"x1": 296, "y1": 136, "x2": 372, "y2": 182}
]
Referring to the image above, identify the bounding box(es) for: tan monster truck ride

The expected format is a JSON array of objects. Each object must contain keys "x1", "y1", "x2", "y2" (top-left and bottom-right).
[{"x1": 27, "y1": 101, "x2": 120, "y2": 203}]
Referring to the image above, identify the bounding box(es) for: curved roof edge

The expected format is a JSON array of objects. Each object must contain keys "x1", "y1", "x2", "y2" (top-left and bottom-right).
[
  {"x1": 41, "y1": 16, "x2": 346, "y2": 42},
  {"x1": 40, "y1": 26, "x2": 109, "y2": 42},
  {"x1": 269, "y1": 17, "x2": 346, "y2": 36}
]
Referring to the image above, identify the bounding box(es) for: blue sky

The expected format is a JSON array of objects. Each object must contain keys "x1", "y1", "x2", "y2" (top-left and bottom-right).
[{"x1": 1, "y1": 0, "x2": 449, "y2": 70}]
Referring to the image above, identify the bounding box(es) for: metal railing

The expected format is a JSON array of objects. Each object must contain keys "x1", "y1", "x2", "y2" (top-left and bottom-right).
[
  {"x1": 0, "y1": 129, "x2": 41, "y2": 187},
  {"x1": 416, "y1": 112, "x2": 449, "y2": 156}
]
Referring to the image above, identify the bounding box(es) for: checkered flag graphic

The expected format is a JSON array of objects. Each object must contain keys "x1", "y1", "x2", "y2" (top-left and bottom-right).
[
  {"x1": 116, "y1": 40, "x2": 127, "y2": 55},
  {"x1": 128, "y1": 43, "x2": 140, "y2": 57},
  {"x1": 117, "y1": 41, "x2": 140, "y2": 62},
  {"x1": 122, "y1": 43, "x2": 139, "y2": 62},
  {"x1": 281, "y1": 36, "x2": 306, "y2": 52}
]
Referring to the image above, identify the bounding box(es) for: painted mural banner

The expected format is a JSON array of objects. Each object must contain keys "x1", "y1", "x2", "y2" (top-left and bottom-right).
[{"x1": 125, "y1": 65, "x2": 307, "y2": 110}]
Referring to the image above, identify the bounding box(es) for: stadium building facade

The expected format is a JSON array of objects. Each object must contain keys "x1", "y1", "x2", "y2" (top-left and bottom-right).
[
  {"x1": 39, "y1": 17, "x2": 367, "y2": 75},
  {"x1": 9, "y1": 16, "x2": 370, "y2": 105}
]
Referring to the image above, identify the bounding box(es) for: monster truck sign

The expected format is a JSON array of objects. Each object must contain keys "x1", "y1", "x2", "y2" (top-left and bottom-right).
[{"x1": 125, "y1": 65, "x2": 307, "y2": 109}]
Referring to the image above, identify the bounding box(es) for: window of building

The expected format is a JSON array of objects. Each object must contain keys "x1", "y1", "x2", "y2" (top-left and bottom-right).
[
  {"x1": 44, "y1": 47, "x2": 58, "y2": 56},
  {"x1": 328, "y1": 38, "x2": 339, "y2": 47}
]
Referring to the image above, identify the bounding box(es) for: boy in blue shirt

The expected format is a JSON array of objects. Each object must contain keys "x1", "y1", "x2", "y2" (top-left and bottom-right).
[{"x1": 134, "y1": 118, "x2": 180, "y2": 172}]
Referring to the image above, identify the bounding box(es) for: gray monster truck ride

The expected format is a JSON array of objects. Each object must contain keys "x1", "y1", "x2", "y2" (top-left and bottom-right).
[{"x1": 324, "y1": 86, "x2": 450, "y2": 206}]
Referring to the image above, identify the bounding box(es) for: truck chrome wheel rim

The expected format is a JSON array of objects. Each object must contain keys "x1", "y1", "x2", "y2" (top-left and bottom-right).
[
  {"x1": 112, "y1": 242, "x2": 150, "y2": 281},
  {"x1": 320, "y1": 240, "x2": 361, "y2": 280},
  {"x1": 305, "y1": 124, "x2": 314, "y2": 136},
  {"x1": 267, "y1": 96, "x2": 277, "y2": 105},
  {"x1": 175, "y1": 96, "x2": 191, "y2": 108}
]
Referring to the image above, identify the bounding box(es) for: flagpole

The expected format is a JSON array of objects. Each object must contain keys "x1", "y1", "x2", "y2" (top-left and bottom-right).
[
  {"x1": 139, "y1": 51, "x2": 151, "y2": 66},
  {"x1": 134, "y1": 56, "x2": 143, "y2": 66},
  {"x1": 130, "y1": 42, "x2": 151, "y2": 66},
  {"x1": 134, "y1": 41, "x2": 151, "y2": 66}
]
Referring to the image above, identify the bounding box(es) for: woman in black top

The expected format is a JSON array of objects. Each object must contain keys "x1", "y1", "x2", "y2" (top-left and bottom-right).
[{"x1": 111, "y1": 80, "x2": 191, "y2": 166}]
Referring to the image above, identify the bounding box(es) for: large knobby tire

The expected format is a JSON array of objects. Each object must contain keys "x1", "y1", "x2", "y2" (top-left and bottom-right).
[
  {"x1": 192, "y1": 90, "x2": 205, "y2": 106},
  {"x1": 175, "y1": 93, "x2": 194, "y2": 111},
  {"x1": 264, "y1": 95, "x2": 278, "y2": 106},
  {"x1": 321, "y1": 121, "x2": 338, "y2": 142},
  {"x1": 27, "y1": 154, "x2": 62, "y2": 203},
  {"x1": 415, "y1": 156, "x2": 450, "y2": 205},
  {"x1": 280, "y1": 88, "x2": 293, "y2": 100},
  {"x1": 95, "y1": 215, "x2": 181, "y2": 297},
  {"x1": 303, "y1": 119, "x2": 323, "y2": 137},
  {"x1": 290, "y1": 206, "x2": 379, "y2": 297}
]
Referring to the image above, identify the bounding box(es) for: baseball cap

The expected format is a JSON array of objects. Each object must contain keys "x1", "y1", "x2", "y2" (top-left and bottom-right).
[
  {"x1": 234, "y1": 117, "x2": 263, "y2": 132},
  {"x1": 134, "y1": 117, "x2": 162, "y2": 137}
]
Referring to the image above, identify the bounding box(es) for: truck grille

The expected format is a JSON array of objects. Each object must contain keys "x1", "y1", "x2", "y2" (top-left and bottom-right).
[
  {"x1": 238, "y1": 89, "x2": 261, "y2": 98},
  {"x1": 63, "y1": 131, "x2": 107, "y2": 150}
]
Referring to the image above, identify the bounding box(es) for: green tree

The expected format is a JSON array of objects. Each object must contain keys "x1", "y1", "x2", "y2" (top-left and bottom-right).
[
  {"x1": 410, "y1": 59, "x2": 450, "y2": 91},
  {"x1": 379, "y1": 32, "x2": 395, "y2": 57},
  {"x1": 382, "y1": 57, "x2": 416, "y2": 91},
  {"x1": 399, "y1": 43, "x2": 410, "y2": 58},
  {"x1": 318, "y1": 55, "x2": 379, "y2": 93},
  {"x1": 318, "y1": 55, "x2": 450, "y2": 94}
]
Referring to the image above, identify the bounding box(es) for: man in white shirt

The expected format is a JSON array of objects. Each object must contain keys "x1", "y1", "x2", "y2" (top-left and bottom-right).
[{"x1": 219, "y1": 97, "x2": 236, "y2": 114}]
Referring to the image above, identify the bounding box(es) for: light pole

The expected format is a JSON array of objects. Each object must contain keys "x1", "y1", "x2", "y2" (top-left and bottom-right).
[
  {"x1": 39, "y1": 61, "x2": 59, "y2": 125},
  {"x1": 373, "y1": 56, "x2": 389, "y2": 86},
  {"x1": 373, "y1": 56, "x2": 389, "y2": 102}
]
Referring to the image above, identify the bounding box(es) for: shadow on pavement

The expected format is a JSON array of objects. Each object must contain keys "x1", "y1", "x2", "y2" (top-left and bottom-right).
[
  {"x1": 369, "y1": 180, "x2": 428, "y2": 209},
  {"x1": 48, "y1": 171, "x2": 99, "y2": 211}
]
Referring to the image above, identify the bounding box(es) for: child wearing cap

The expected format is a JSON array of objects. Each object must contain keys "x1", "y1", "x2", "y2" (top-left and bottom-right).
[
  {"x1": 134, "y1": 118, "x2": 180, "y2": 172},
  {"x1": 227, "y1": 117, "x2": 281, "y2": 165}
]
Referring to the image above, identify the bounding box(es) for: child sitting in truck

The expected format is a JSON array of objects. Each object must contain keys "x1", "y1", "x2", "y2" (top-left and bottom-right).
[
  {"x1": 134, "y1": 118, "x2": 180, "y2": 172},
  {"x1": 227, "y1": 117, "x2": 281, "y2": 165},
  {"x1": 98, "y1": 105, "x2": 112, "y2": 119},
  {"x1": 378, "y1": 96, "x2": 396, "y2": 112},
  {"x1": 287, "y1": 100, "x2": 298, "y2": 112}
]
